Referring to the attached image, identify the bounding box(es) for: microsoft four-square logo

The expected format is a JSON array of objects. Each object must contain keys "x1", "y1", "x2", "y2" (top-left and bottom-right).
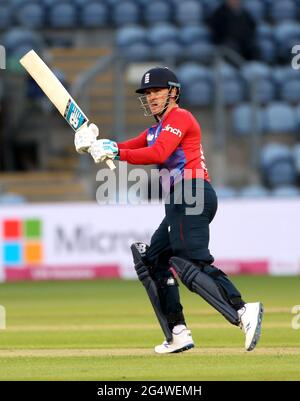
[{"x1": 2, "y1": 219, "x2": 43, "y2": 266}]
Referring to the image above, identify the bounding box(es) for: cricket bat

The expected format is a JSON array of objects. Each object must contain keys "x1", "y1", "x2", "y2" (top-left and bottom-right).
[{"x1": 19, "y1": 49, "x2": 115, "y2": 170}]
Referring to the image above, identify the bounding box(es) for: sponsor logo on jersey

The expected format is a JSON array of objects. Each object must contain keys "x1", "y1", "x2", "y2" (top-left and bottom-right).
[
  {"x1": 162, "y1": 124, "x2": 182, "y2": 137},
  {"x1": 147, "y1": 133, "x2": 155, "y2": 141}
]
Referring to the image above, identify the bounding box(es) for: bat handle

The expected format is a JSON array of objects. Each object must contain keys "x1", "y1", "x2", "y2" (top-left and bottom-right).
[{"x1": 106, "y1": 159, "x2": 116, "y2": 170}]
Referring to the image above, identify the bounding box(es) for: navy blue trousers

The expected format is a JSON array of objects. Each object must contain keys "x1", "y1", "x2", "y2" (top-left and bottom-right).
[{"x1": 144, "y1": 179, "x2": 243, "y2": 329}]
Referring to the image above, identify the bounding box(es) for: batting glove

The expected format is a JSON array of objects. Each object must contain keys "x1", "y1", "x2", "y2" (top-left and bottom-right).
[
  {"x1": 89, "y1": 139, "x2": 119, "y2": 164},
  {"x1": 74, "y1": 123, "x2": 99, "y2": 154}
]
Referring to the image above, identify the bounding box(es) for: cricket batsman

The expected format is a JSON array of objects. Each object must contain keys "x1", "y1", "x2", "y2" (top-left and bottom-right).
[{"x1": 74, "y1": 67, "x2": 264, "y2": 354}]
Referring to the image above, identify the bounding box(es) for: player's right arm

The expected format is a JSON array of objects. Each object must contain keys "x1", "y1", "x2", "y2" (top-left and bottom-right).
[
  {"x1": 74, "y1": 124, "x2": 147, "y2": 154},
  {"x1": 117, "y1": 130, "x2": 147, "y2": 150}
]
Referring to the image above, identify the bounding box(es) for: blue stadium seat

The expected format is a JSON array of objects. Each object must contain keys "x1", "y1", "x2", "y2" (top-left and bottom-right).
[
  {"x1": 241, "y1": 62, "x2": 275, "y2": 104},
  {"x1": 112, "y1": 1, "x2": 140, "y2": 26},
  {"x1": 214, "y1": 186, "x2": 238, "y2": 199},
  {"x1": 121, "y1": 43, "x2": 153, "y2": 62},
  {"x1": 201, "y1": 0, "x2": 221, "y2": 18},
  {"x1": 144, "y1": 1, "x2": 172, "y2": 25},
  {"x1": 260, "y1": 143, "x2": 292, "y2": 167},
  {"x1": 272, "y1": 186, "x2": 300, "y2": 197},
  {"x1": 264, "y1": 102, "x2": 297, "y2": 134},
  {"x1": 273, "y1": 66, "x2": 299, "y2": 88},
  {"x1": 0, "y1": 4, "x2": 13, "y2": 30},
  {"x1": 260, "y1": 142, "x2": 297, "y2": 189},
  {"x1": 174, "y1": 0, "x2": 203, "y2": 26},
  {"x1": 184, "y1": 80, "x2": 213, "y2": 107},
  {"x1": 239, "y1": 185, "x2": 269, "y2": 198},
  {"x1": 180, "y1": 25, "x2": 212, "y2": 45},
  {"x1": 244, "y1": 0, "x2": 266, "y2": 22},
  {"x1": 216, "y1": 63, "x2": 245, "y2": 106},
  {"x1": 177, "y1": 63, "x2": 212, "y2": 85},
  {"x1": 41, "y1": 0, "x2": 61, "y2": 6},
  {"x1": 0, "y1": 194, "x2": 26, "y2": 204},
  {"x1": 81, "y1": 1, "x2": 109, "y2": 28},
  {"x1": 3, "y1": 28, "x2": 44, "y2": 56},
  {"x1": 280, "y1": 80, "x2": 300, "y2": 104},
  {"x1": 293, "y1": 143, "x2": 300, "y2": 174},
  {"x1": 258, "y1": 38, "x2": 277, "y2": 64},
  {"x1": 154, "y1": 41, "x2": 183, "y2": 61},
  {"x1": 105, "y1": 0, "x2": 123, "y2": 5},
  {"x1": 148, "y1": 23, "x2": 178, "y2": 45},
  {"x1": 48, "y1": 2, "x2": 77, "y2": 28},
  {"x1": 257, "y1": 23, "x2": 273, "y2": 39},
  {"x1": 264, "y1": 161, "x2": 297, "y2": 188},
  {"x1": 269, "y1": 0, "x2": 296, "y2": 23},
  {"x1": 184, "y1": 42, "x2": 215, "y2": 64},
  {"x1": 218, "y1": 62, "x2": 239, "y2": 80},
  {"x1": 232, "y1": 103, "x2": 264, "y2": 136},
  {"x1": 241, "y1": 62, "x2": 272, "y2": 81},
  {"x1": 116, "y1": 25, "x2": 147, "y2": 47},
  {"x1": 221, "y1": 78, "x2": 245, "y2": 106},
  {"x1": 274, "y1": 21, "x2": 300, "y2": 62},
  {"x1": 10, "y1": 0, "x2": 28, "y2": 6},
  {"x1": 16, "y1": 2, "x2": 45, "y2": 29}
]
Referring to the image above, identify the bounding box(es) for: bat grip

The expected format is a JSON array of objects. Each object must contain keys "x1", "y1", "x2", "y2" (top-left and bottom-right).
[{"x1": 106, "y1": 159, "x2": 116, "y2": 170}]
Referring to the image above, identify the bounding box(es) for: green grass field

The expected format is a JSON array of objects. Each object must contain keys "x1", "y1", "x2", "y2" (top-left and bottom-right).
[{"x1": 0, "y1": 276, "x2": 299, "y2": 381}]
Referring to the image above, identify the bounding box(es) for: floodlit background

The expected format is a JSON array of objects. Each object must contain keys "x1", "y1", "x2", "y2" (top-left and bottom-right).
[
  {"x1": 0, "y1": 0, "x2": 300, "y2": 382},
  {"x1": 0, "y1": 0, "x2": 299, "y2": 278}
]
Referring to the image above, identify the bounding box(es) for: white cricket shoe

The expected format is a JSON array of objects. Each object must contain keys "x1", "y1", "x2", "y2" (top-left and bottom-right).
[
  {"x1": 238, "y1": 302, "x2": 264, "y2": 351},
  {"x1": 154, "y1": 325, "x2": 195, "y2": 354}
]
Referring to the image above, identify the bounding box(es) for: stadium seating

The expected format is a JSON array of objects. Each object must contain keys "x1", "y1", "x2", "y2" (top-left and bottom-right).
[
  {"x1": 112, "y1": 1, "x2": 141, "y2": 26},
  {"x1": 174, "y1": 0, "x2": 203, "y2": 26},
  {"x1": 179, "y1": 25, "x2": 212, "y2": 45},
  {"x1": 232, "y1": 103, "x2": 264, "y2": 136},
  {"x1": 184, "y1": 42, "x2": 215, "y2": 64},
  {"x1": 269, "y1": 0, "x2": 297, "y2": 23},
  {"x1": 0, "y1": 193, "x2": 26, "y2": 204},
  {"x1": 184, "y1": 80, "x2": 213, "y2": 107},
  {"x1": 115, "y1": 25, "x2": 147, "y2": 48},
  {"x1": 3, "y1": 28, "x2": 44, "y2": 57},
  {"x1": 143, "y1": 1, "x2": 172, "y2": 25},
  {"x1": 244, "y1": 0, "x2": 266, "y2": 22},
  {"x1": 177, "y1": 63, "x2": 213, "y2": 106},
  {"x1": 263, "y1": 160, "x2": 297, "y2": 188},
  {"x1": 215, "y1": 186, "x2": 239, "y2": 199},
  {"x1": 260, "y1": 143, "x2": 292, "y2": 168},
  {"x1": 272, "y1": 186, "x2": 300, "y2": 197},
  {"x1": 260, "y1": 143, "x2": 297, "y2": 188},
  {"x1": 274, "y1": 21, "x2": 300, "y2": 62},
  {"x1": 16, "y1": 2, "x2": 46, "y2": 29},
  {"x1": 264, "y1": 102, "x2": 297, "y2": 134},
  {"x1": 80, "y1": 1, "x2": 109, "y2": 28},
  {"x1": 0, "y1": 3, "x2": 13, "y2": 30},
  {"x1": 241, "y1": 62, "x2": 275, "y2": 104},
  {"x1": 280, "y1": 80, "x2": 300, "y2": 104},
  {"x1": 215, "y1": 63, "x2": 245, "y2": 106},
  {"x1": 239, "y1": 185, "x2": 270, "y2": 198},
  {"x1": 292, "y1": 143, "x2": 300, "y2": 174},
  {"x1": 48, "y1": 2, "x2": 77, "y2": 28},
  {"x1": 148, "y1": 23, "x2": 178, "y2": 45},
  {"x1": 154, "y1": 41, "x2": 183, "y2": 61}
]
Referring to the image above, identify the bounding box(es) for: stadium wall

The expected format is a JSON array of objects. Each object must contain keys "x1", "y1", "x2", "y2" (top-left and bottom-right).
[{"x1": 0, "y1": 200, "x2": 298, "y2": 282}]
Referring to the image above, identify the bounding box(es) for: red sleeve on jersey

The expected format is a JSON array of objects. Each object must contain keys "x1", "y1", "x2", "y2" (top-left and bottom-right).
[
  {"x1": 117, "y1": 130, "x2": 147, "y2": 150},
  {"x1": 119, "y1": 109, "x2": 192, "y2": 165}
]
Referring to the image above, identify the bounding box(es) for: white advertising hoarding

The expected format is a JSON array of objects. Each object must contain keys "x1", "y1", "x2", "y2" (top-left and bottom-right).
[{"x1": 0, "y1": 199, "x2": 299, "y2": 281}]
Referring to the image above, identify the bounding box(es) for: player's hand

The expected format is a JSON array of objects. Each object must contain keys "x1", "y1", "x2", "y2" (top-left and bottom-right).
[
  {"x1": 89, "y1": 139, "x2": 119, "y2": 164},
  {"x1": 74, "y1": 123, "x2": 99, "y2": 154}
]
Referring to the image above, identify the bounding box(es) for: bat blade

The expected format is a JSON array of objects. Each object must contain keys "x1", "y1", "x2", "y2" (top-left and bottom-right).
[{"x1": 20, "y1": 50, "x2": 115, "y2": 170}]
